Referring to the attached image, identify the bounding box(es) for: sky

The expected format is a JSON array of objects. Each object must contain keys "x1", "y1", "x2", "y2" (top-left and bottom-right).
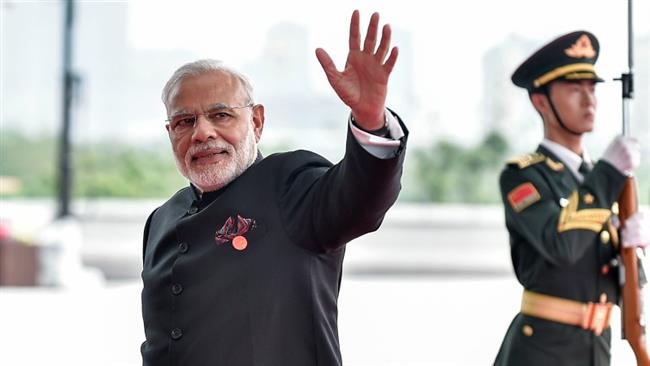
[
  {"x1": 127, "y1": 0, "x2": 649, "y2": 97},
  {"x1": 127, "y1": 0, "x2": 649, "y2": 72},
  {"x1": 1, "y1": 0, "x2": 649, "y2": 154},
  {"x1": 129, "y1": 0, "x2": 650, "y2": 150}
]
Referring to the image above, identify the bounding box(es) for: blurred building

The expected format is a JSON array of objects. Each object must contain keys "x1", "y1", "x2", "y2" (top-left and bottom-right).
[
  {"x1": 633, "y1": 34, "x2": 649, "y2": 155},
  {"x1": 1, "y1": 2, "x2": 199, "y2": 145},
  {"x1": 1, "y1": 2, "x2": 61, "y2": 137},
  {"x1": 481, "y1": 34, "x2": 540, "y2": 153},
  {"x1": 244, "y1": 22, "x2": 347, "y2": 161},
  {"x1": 386, "y1": 27, "x2": 417, "y2": 125}
]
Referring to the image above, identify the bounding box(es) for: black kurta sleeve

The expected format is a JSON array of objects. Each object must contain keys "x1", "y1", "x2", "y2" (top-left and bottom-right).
[{"x1": 279, "y1": 113, "x2": 408, "y2": 252}]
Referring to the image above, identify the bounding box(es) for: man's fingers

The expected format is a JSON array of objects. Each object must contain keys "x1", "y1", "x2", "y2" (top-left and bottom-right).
[
  {"x1": 363, "y1": 12, "x2": 380, "y2": 53},
  {"x1": 384, "y1": 47, "x2": 399, "y2": 74},
  {"x1": 375, "y1": 24, "x2": 391, "y2": 62},
  {"x1": 315, "y1": 48, "x2": 340, "y2": 83},
  {"x1": 349, "y1": 10, "x2": 360, "y2": 51}
]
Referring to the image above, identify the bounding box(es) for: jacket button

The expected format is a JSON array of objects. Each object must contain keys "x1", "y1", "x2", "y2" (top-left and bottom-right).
[
  {"x1": 187, "y1": 206, "x2": 198, "y2": 215},
  {"x1": 178, "y1": 242, "x2": 189, "y2": 253},
  {"x1": 522, "y1": 325, "x2": 534, "y2": 337},
  {"x1": 600, "y1": 231, "x2": 610, "y2": 244},
  {"x1": 600, "y1": 293, "x2": 607, "y2": 303},
  {"x1": 171, "y1": 283, "x2": 183, "y2": 295},
  {"x1": 601, "y1": 264, "x2": 610, "y2": 275},
  {"x1": 171, "y1": 328, "x2": 183, "y2": 340}
]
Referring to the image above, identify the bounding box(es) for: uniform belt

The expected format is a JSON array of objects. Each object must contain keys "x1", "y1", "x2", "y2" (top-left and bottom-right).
[{"x1": 521, "y1": 290, "x2": 613, "y2": 336}]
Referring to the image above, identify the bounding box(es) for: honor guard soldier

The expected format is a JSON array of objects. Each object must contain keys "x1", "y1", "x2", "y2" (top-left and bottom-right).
[{"x1": 493, "y1": 31, "x2": 650, "y2": 365}]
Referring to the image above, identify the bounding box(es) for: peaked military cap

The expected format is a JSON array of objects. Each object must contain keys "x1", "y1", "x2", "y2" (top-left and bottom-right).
[{"x1": 512, "y1": 31, "x2": 604, "y2": 92}]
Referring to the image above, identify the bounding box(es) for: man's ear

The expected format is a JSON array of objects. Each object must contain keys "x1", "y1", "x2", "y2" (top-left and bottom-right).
[
  {"x1": 251, "y1": 104, "x2": 265, "y2": 142},
  {"x1": 530, "y1": 92, "x2": 549, "y2": 116},
  {"x1": 165, "y1": 124, "x2": 173, "y2": 141},
  {"x1": 165, "y1": 123, "x2": 174, "y2": 143}
]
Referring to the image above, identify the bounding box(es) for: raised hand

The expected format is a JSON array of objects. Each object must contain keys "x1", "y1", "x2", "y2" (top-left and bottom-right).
[{"x1": 315, "y1": 10, "x2": 399, "y2": 130}]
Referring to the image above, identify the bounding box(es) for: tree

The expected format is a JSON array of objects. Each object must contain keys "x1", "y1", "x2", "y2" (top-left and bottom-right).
[{"x1": 408, "y1": 130, "x2": 509, "y2": 203}]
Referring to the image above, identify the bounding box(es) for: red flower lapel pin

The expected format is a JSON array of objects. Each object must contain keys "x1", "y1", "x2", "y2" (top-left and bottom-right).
[{"x1": 215, "y1": 214, "x2": 257, "y2": 251}]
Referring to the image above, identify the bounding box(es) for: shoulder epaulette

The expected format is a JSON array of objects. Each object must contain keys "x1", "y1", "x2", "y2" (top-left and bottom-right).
[{"x1": 506, "y1": 152, "x2": 546, "y2": 169}]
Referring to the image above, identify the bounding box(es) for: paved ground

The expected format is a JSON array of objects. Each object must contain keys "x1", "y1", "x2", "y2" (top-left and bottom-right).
[
  {"x1": 0, "y1": 275, "x2": 643, "y2": 365},
  {"x1": 1, "y1": 200, "x2": 647, "y2": 365}
]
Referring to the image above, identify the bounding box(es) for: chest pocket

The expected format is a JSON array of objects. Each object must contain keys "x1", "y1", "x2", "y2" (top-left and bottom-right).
[{"x1": 535, "y1": 163, "x2": 578, "y2": 208}]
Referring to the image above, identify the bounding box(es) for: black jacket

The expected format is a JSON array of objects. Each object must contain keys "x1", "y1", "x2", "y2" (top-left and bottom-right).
[{"x1": 141, "y1": 121, "x2": 407, "y2": 366}]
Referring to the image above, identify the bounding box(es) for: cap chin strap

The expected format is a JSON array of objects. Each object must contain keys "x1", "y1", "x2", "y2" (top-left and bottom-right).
[{"x1": 543, "y1": 86, "x2": 582, "y2": 136}]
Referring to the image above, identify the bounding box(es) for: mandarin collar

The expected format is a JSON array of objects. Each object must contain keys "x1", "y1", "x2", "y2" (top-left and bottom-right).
[{"x1": 188, "y1": 150, "x2": 264, "y2": 205}]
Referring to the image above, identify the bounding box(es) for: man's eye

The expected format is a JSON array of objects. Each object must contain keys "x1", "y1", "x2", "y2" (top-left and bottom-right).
[
  {"x1": 174, "y1": 117, "x2": 195, "y2": 129},
  {"x1": 207, "y1": 111, "x2": 231, "y2": 120}
]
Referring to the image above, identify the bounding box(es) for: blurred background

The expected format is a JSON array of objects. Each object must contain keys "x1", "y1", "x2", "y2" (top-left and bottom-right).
[{"x1": 1, "y1": 0, "x2": 648, "y2": 364}]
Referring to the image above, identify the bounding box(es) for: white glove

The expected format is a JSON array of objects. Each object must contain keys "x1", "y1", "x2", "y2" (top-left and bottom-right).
[
  {"x1": 602, "y1": 135, "x2": 640, "y2": 176},
  {"x1": 622, "y1": 211, "x2": 650, "y2": 248}
]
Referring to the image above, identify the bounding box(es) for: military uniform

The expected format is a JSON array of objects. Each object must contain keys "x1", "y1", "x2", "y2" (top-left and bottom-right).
[
  {"x1": 494, "y1": 144, "x2": 626, "y2": 365},
  {"x1": 493, "y1": 31, "x2": 642, "y2": 366}
]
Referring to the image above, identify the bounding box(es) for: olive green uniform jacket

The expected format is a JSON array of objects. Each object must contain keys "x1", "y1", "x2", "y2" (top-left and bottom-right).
[{"x1": 494, "y1": 144, "x2": 634, "y2": 366}]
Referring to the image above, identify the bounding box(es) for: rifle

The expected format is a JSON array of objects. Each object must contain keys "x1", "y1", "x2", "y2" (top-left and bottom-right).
[{"x1": 616, "y1": 0, "x2": 650, "y2": 364}]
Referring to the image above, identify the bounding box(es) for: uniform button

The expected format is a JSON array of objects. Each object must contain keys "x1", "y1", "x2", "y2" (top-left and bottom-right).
[
  {"x1": 187, "y1": 206, "x2": 198, "y2": 215},
  {"x1": 601, "y1": 264, "x2": 610, "y2": 275},
  {"x1": 600, "y1": 231, "x2": 610, "y2": 244},
  {"x1": 599, "y1": 293, "x2": 607, "y2": 303},
  {"x1": 522, "y1": 325, "x2": 534, "y2": 337},
  {"x1": 178, "y1": 242, "x2": 189, "y2": 253},
  {"x1": 171, "y1": 328, "x2": 183, "y2": 340},
  {"x1": 171, "y1": 283, "x2": 183, "y2": 295},
  {"x1": 612, "y1": 202, "x2": 619, "y2": 215},
  {"x1": 583, "y1": 193, "x2": 594, "y2": 204}
]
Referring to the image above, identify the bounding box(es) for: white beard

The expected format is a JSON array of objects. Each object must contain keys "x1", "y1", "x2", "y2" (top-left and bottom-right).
[{"x1": 175, "y1": 125, "x2": 257, "y2": 192}]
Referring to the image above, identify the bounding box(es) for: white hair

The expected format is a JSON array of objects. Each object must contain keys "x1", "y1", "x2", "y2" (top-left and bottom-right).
[{"x1": 161, "y1": 59, "x2": 255, "y2": 112}]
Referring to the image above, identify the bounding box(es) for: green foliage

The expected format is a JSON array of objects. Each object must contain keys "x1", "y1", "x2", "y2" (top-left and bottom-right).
[
  {"x1": 74, "y1": 143, "x2": 186, "y2": 197},
  {"x1": 405, "y1": 130, "x2": 509, "y2": 203},
  {"x1": 635, "y1": 164, "x2": 650, "y2": 205},
  {"x1": 0, "y1": 130, "x2": 58, "y2": 196},
  {"x1": 1, "y1": 130, "x2": 185, "y2": 198},
  {"x1": 2, "y1": 129, "x2": 647, "y2": 204}
]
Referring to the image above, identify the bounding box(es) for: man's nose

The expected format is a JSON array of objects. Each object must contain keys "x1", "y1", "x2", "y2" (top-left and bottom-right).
[
  {"x1": 191, "y1": 115, "x2": 217, "y2": 142},
  {"x1": 583, "y1": 90, "x2": 596, "y2": 106}
]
